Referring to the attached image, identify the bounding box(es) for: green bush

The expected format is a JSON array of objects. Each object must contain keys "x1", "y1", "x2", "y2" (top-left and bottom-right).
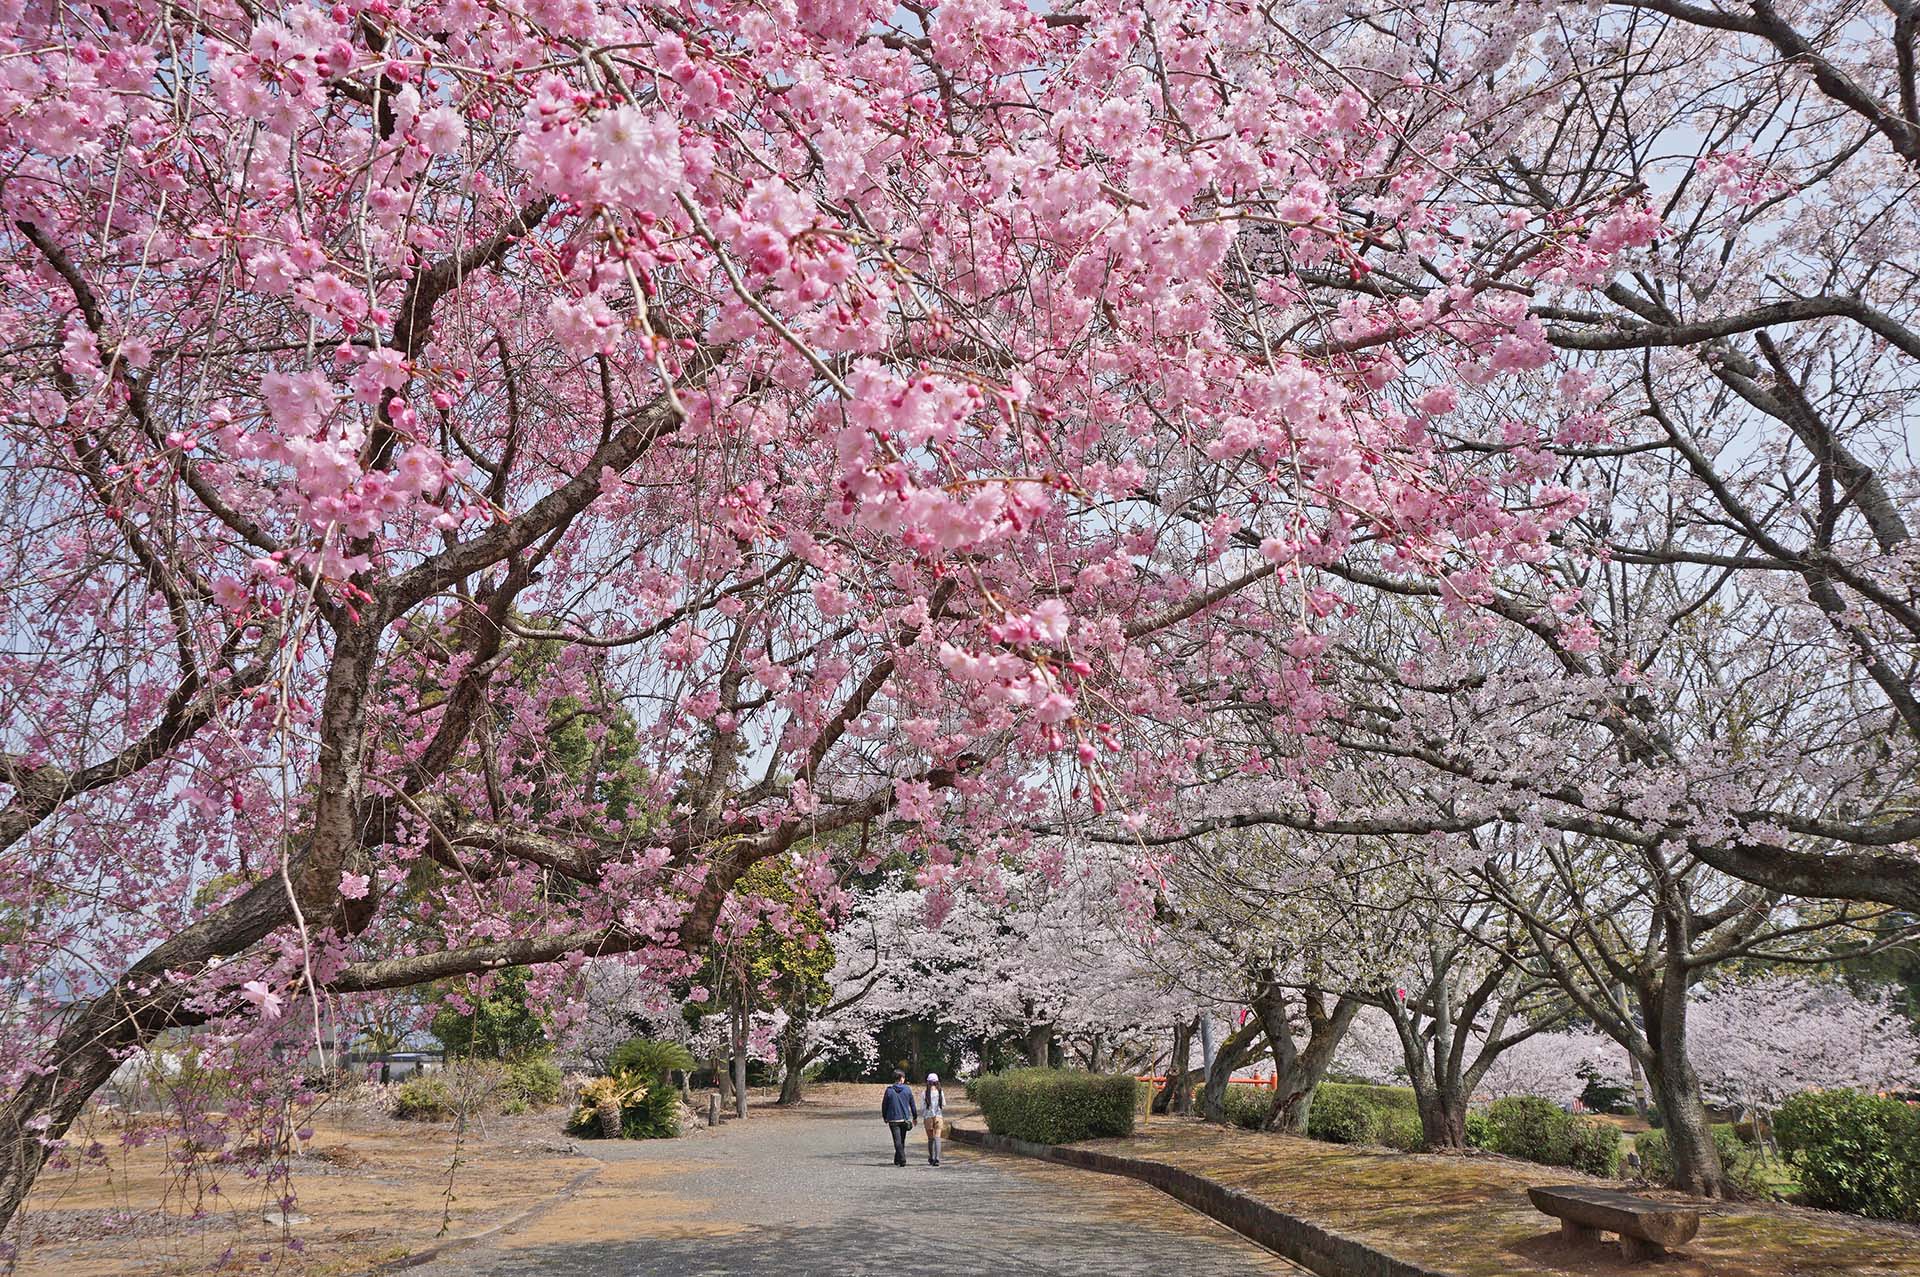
[
  {"x1": 622, "y1": 1077, "x2": 683, "y2": 1139},
  {"x1": 1322, "y1": 1082, "x2": 1420, "y2": 1116},
  {"x1": 1464, "y1": 1111, "x2": 1493, "y2": 1149},
  {"x1": 1483, "y1": 1096, "x2": 1619, "y2": 1175},
  {"x1": 1220, "y1": 1086, "x2": 1269, "y2": 1130},
  {"x1": 609, "y1": 1037, "x2": 696, "y2": 1081},
  {"x1": 1307, "y1": 1086, "x2": 1378, "y2": 1143},
  {"x1": 1633, "y1": 1125, "x2": 1750, "y2": 1188},
  {"x1": 393, "y1": 1075, "x2": 455, "y2": 1121},
  {"x1": 973, "y1": 1069, "x2": 1137, "y2": 1144},
  {"x1": 1570, "y1": 1119, "x2": 1623, "y2": 1177},
  {"x1": 1775, "y1": 1089, "x2": 1920, "y2": 1221},
  {"x1": 502, "y1": 1056, "x2": 563, "y2": 1112},
  {"x1": 1376, "y1": 1109, "x2": 1426, "y2": 1152}
]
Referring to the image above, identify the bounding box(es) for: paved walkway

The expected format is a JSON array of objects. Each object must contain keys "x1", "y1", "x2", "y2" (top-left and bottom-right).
[{"x1": 409, "y1": 1088, "x2": 1302, "y2": 1275}]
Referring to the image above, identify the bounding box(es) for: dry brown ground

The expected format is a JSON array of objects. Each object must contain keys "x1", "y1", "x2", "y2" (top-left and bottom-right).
[
  {"x1": 9, "y1": 1103, "x2": 594, "y2": 1276},
  {"x1": 1078, "y1": 1116, "x2": 1920, "y2": 1277}
]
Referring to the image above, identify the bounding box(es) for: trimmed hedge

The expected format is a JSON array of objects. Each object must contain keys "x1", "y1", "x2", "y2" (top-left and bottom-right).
[
  {"x1": 974, "y1": 1069, "x2": 1137, "y2": 1144},
  {"x1": 1776, "y1": 1089, "x2": 1920, "y2": 1221},
  {"x1": 1484, "y1": 1096, "x2": 1620, "y2": 1176}
]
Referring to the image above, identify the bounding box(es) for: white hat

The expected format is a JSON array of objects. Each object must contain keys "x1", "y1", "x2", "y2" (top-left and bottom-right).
[{"x1": 926, "y1": 1072, "x2": 939, "y2": 1082}]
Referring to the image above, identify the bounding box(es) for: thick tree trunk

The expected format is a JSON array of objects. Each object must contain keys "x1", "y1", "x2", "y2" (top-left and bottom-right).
[
  {"x1": 1200, "y1": 1017, "x2": 1263, "y2": 1124},
  {"x1": 1646, "y1": 1053, "x2": 1725, "y2": 1195},
  {"x1": 712, "y1": 1053, "x2": 735, "y2": 1109},
  {"x1": 730, "y1": 1006, "x2": 749, "y2": 1119},
  {"x1": 1022, "y1": 1022, "x2": 1052, "y2": 1067},
  {"x1": 776, "y1": 1021, "x2": 806, "y2": 1106},
  {"x1": 1415, "y1": 1084, "x2": 1469, "y2": 1150},
  {"x1": 1251, "y1": 984, "x2": 1359, "y2": 1134}
]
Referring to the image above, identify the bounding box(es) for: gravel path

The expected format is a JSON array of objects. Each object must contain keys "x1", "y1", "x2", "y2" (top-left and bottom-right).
[{"x1": 408, "y1": 1088, "x2": 1303, "y2": 1275}]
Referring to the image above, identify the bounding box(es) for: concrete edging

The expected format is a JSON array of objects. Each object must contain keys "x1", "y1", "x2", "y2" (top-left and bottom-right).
[{"x1": 949, "y1": 1125, "x2": 1451, "y2": 1277}]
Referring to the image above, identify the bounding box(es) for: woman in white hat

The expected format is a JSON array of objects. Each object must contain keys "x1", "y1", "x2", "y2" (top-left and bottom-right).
[{"x1": 922, "y1": 1072, "x2": 946, "y2": 1166}]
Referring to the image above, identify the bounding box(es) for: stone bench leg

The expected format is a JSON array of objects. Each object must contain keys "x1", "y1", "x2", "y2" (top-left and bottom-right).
[
  {"x1": 1620, "y1": 1234, "x2": 1668, "y2": 1262},
  {"x1": 1560, "y1": 1220, "x2": 1602, "y2": 1244}
]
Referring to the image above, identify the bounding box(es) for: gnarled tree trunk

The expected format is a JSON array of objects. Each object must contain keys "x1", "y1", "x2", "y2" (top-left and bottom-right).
[
  {"x1": 1200, "y1": 1017, "x2": 1264, "y2": 1123},
  {"x1": 1251, "y1": 984, "x2": 1359, "y2": 1133}
]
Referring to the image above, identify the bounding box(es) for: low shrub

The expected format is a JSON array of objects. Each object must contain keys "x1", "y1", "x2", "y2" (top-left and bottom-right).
[
  {"x1": 1307, "y1": 1086, "x2": 1378, "y2": 1144},
  {"x1": 1305, "y1": 1082, "x2": 1418, "y2": 1146},
  {"x1": 393, "y1": 1075, "x2": 455, "y2": 1121},
  {"x1": 502, "y1": 1056, "x2": 563, "y2": 1113},
  {"x1": 1321, "y1": 1082, "x2": 1419, "y2": 1117},
  {"x1": 1775, "y1": 1089, "x2": 1920, "y2": 1221},
  {"x1": 1220, "y1": 1085, "x2": 1269, "y2": 1131},
  {"x1": 1376, "y1": 1109, "x2": 1426, "y2": 1152},
  {"x1": 1464, "y1": 1111, "x2": 1493, "y2": 1150},
  {"x1": 1483, "y1": 1096, "x2": 1619, "y2": 1176},
  {"x1": 973, "y1": 1069, "x2": 1137, "y2": 1144},
  {"x1": 1634, "y1": 1125, "x2": 1753, "y2": 1190}
]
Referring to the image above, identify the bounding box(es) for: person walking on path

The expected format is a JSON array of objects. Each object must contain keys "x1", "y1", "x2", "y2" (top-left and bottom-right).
[
  {"x1": 881, "y1": 1069, "x2": 918, "y2": 1166},
  {"x1": 923, "y1": 1073, "x2": 946, "y2": 1166}
]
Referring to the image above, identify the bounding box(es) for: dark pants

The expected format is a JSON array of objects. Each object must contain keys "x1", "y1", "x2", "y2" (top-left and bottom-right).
[{"x1": 888, "y1": 1120, "x2": 911, "y2": 1165}]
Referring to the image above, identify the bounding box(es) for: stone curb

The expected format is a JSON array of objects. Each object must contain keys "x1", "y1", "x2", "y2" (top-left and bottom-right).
[
  {"x1": 950, "y1": 1125, "x2": 1452, "y2": 1277},
  {"x1": 367, "y1": 1162, "x2": 602, "y2": 1273}
]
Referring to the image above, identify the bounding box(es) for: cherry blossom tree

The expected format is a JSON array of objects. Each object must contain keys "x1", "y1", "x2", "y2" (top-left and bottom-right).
[
  {"x1": 1689, "y1": 974, "x2": 1920, "y2": 1121},
  {"x1": 3, "y1": 0, "x2": 1596, "y2": 1227}
]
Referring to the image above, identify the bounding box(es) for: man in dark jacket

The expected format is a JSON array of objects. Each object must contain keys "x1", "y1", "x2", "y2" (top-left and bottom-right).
[{"x1": 881, "y1": 1069, "x2": 919, "y2": 1166}]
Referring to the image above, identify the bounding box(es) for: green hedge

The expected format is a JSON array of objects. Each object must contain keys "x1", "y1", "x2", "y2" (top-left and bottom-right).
[
  {"x1": 973, "y1": 1069, "x2": 1137, "y2": 1144},
  {"x1": 1484, "y1": 1097, "x2": 1620, "y2": 1176},
  {"x1": 1633, "y1": 1125, "x2": 1756, "y2": 1192},
  {"x1": 1303, "y1": 1082, "x2": 1420, "y2": 1147},
  {"x1": 1776, "y1": 1089, "x2": 1920, "y2": 1221}
]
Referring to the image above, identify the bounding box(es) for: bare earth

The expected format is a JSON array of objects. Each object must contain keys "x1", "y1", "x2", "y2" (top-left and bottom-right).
[
  {"x1": 12, "y1": 1102, "x2": 588, "y2": 1276},
  {"x1": 1087, "y1": 1115, "x2": 1920, "y2": 1277},
  {"x1": 10, "y1": 1087, "x2": 1303, "y2": 1275}
]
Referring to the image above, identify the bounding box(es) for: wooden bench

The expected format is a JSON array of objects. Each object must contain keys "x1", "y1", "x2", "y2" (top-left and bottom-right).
[{"x1": 1528, "y1": 1184, "x2": 1700, "y2": 1261}]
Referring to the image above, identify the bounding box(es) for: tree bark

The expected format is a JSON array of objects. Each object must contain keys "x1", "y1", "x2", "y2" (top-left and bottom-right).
[
  {"x1": 730, "y1": 1005, "x2": 749, "y2": 1119},
  {"x1": 1251, "y1": 984, "x2": 1359, "y2": 1133},
  {"x1": 1022, "y1": 1022, "x2": 1052, "y2": 1068},
  {"x1": 1644, "y1": 983, "x2": 1725, "y2": 1196},
  {"x1": 776, "y1": 1018, "x2": 807, "y2": 1106},
  {"x1": 1200, "y1": 1017, "x2": 1263, "y2": 1123}
]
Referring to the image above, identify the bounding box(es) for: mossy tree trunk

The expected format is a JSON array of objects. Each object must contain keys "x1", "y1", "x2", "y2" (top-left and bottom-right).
[
  {"x1": 1200, "y1": 1017, "x2": 1264, "y2": 1123},
  {"x1": 1252, "y1": 984, "x2": 1359, "y2": 1134}
]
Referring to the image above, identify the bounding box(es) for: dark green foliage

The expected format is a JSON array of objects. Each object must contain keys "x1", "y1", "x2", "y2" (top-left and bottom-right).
[
  {"x1": 1376, "y1": 1109, "x2": 1426, "y2": 1152},
  {"x1": 1220, "y1": 1086, "x2": 1269, "y2": 1130},
  {"x1": 431, "y1": 968, "x2": 548, "y2": 1062},
  {"x1": 392, "y1": 1076, "x2": 456, "y2": 1121},
  {"x1": 1577, "y1": 1062, "x2": 1633, "y2": 1115},
  {"x1": 1775, "y1": 1089, "x2": 1920, "y2": 1221},
  {"x1": 973, "y1": 1069, "x2": 1137, "y2": 1144},
  {"x1": 1464, "y1": 1112, "x2": 1493, "y2": 1149},
  {"x1": 1307, "y1": 1086, "x2": 1378, "y2": 1144},
  {"x1": 1483, "y1": 1096, "x2": 1620, "y2": 1176},
  {"x1": 609, "y1": 1037, "x2": 696, "y2": 1081},
  {"x1": 621, "y1": 1078, "x2": 683, "y2": 1139},
  {"x1": 1304, "y1": 1082, "x2": 1419, "y2": 1146}
]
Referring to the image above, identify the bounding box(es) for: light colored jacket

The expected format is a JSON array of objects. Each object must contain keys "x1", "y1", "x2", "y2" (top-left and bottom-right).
[{"x1": 923, "y1": 1085, "x2": 945, "y2": 1117}]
